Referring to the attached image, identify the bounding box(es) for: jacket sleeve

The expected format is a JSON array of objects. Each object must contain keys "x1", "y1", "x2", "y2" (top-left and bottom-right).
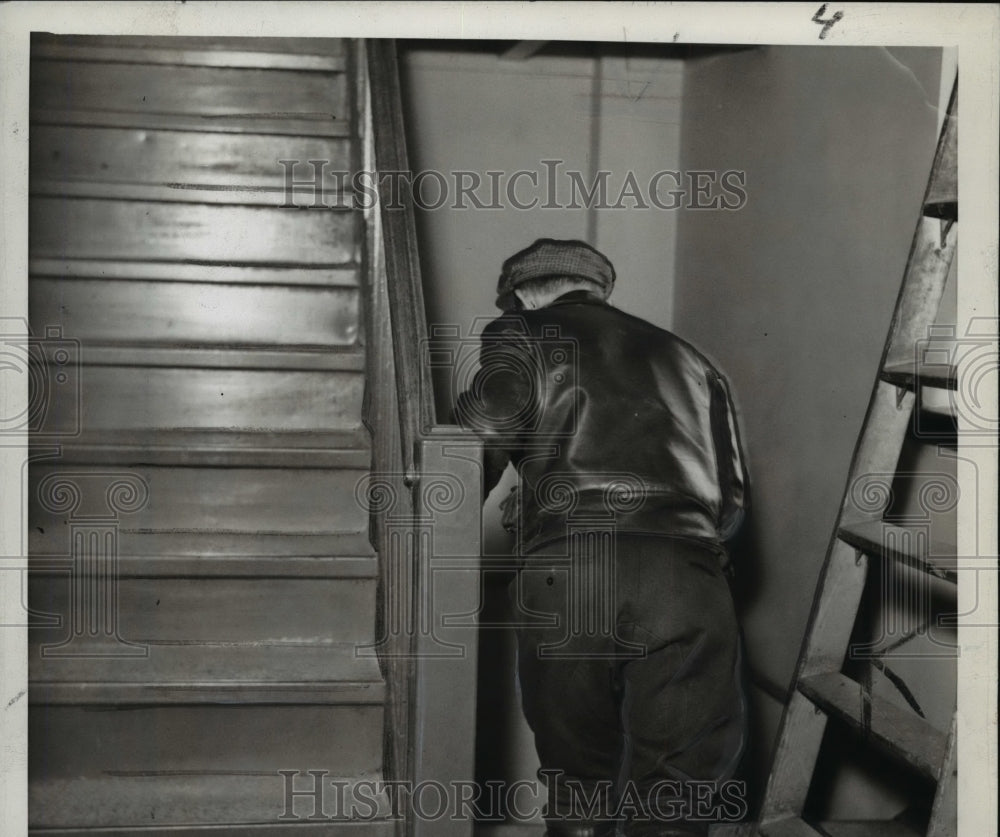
[
  {"x1": 708, "y1": 370, "x2": 750, "y2": 541},
  {"x1": 451, "y1": 315, "x2": 538, "y2": 496}
]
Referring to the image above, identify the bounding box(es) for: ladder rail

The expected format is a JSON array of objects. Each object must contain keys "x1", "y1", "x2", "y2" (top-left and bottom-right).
[{"x1": 758, "y1": 78, "x2": 959, "y2": 831}]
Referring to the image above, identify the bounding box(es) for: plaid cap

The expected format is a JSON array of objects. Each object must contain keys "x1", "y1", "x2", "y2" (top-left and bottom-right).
[{"x1": 496, "y1": 238, "x2": 616, "y2": 310}]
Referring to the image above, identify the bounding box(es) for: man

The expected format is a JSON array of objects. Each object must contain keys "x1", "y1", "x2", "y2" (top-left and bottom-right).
[{"x1": 453, "y1": 239, "x2": 749, "y2": 837}]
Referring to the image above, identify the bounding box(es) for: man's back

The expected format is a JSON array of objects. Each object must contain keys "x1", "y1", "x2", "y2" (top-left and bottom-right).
[{"x1": 455, "y1": 290, "x2": 748, "y2": 551}]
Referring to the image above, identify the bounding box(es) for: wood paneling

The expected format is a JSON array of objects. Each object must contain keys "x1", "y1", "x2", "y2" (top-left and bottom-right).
[
  {"x1": 31, "y1": 279, "x2": 360, "y2": 347},
  {"x1": 30, "y1": 465, "x2": 370, "y2": 533},
  {"x1": 30, "y1": 198, "x2": 357, "y2": 264},
  {"x1": 31, "y1": 126, "x2": 353, "y2": 193},
  {"x1": 367, "y1": 40, "x2": 436, "y2": 479},
  {"x1": 31, "y1": 60, "x2": 348, "y2": 123},
  {"x1": 411, "y1": 440, "x2": 482, "y2": 837}
]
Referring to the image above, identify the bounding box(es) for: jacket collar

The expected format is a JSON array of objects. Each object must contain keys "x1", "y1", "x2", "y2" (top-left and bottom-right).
[{"x1": 545, "y1": 289, "x2": 607, "y2": 308}]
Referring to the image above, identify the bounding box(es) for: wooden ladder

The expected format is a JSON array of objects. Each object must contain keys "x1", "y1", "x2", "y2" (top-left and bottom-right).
[{"x1": 756, "y1": 77, "x2": 959, "y2": 837}]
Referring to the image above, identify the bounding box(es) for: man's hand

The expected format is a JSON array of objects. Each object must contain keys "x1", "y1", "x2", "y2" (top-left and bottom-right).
[{"x1": 499, "y1": 485, "x2": 520, "y2": 533}]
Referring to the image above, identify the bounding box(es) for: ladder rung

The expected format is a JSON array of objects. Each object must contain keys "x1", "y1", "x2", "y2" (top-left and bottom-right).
[
  {"x1": 798, "y1": 672, "x2": 948, "y2": 781},
  {"x1": 881, "y1": 360, "x2": 957, "y2": 391},
  {"x1": 705, "y1": 824, "x2": 757, "y2": 836},
  {"x1": 759, "y1": 817, "x2": 824, "y2": 836},
  {"x1": 838, "y1": 520, "x2": 957, "y2": 583},
  {"x1": 817, "y1": 820, "x2": 923, "y2": 837},
  {"x1": 761, "y1": 822, "x2": 922, "y2": 837},
  {"x1": 910, "y1": 407, "x2": 957, "y2": 445}
]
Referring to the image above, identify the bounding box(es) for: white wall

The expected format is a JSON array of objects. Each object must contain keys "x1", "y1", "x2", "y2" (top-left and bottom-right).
[
  {"x1": 399, "y1": 46, "x2": 684, "y2": 415},
  {"x1": 674, "y1": 45, "x2": 949, "y2": 817},
  {"x1": 592, "y1": 53, "x2": 683, "y2": 328}
]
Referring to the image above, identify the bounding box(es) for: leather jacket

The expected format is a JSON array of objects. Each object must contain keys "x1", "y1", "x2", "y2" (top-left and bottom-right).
[{"x1": 453, "y1": 291, "x2": 749, "y2": 553}]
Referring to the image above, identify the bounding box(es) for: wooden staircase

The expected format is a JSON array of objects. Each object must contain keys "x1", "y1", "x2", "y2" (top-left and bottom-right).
[{"x1": 27, "y1": 35, "x2": 393, "y2": 833}]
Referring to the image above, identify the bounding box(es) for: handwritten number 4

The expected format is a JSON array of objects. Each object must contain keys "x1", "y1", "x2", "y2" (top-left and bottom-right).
[{"x1": 813, "y1": 4, "x2": 844, "y2": 39}]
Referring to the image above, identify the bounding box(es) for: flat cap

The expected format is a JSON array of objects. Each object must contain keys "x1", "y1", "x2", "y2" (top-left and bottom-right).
[{"x1": 496, "y1": 238, "x2": 616, "y2": 310}]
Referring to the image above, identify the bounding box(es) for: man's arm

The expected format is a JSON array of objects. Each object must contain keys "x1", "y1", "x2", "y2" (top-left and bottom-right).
[
  {"x1": 709, "y1": 370, "x2": 750, "y2": 541},
  {"x1": 451, "y1": 315, "x2": 538, "y2": 497}
]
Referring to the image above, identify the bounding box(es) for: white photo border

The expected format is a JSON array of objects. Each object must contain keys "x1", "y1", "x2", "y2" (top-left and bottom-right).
[{"x1": 1, "y1": 3, "x2": 996, "y2": 836}]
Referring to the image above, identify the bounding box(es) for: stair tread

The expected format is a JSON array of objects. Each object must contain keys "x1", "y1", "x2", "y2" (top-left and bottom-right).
[
  {"x1": 881, "y1": 360, "x2": 957, "y2": 391},
  {"x1": 30, "y1": 773, "x2": 393, "y2": 831},
  {"x1": 77, "y1": 344, "x2": 368, "y2": 371},
  {"x1": 30, "y1": 642, "x2": 385, "y2": 704},
  {"x1": 40, "y1": 450, "x2": 371, "y2": 469},
  {"x1": 34, "y1": 428, "x2": 372, "y2": 469},
  {"x1": 32, "y1": 427, "x2": 372, "y2": 448},
  {"x1": 36, "y1": 447, "x2": 371, "y2": 469},
  {"x1": 797, "y1": 672, "x2": 948, "y2": 781},
  {"x1": 838, "y1": 520, "x2": 957, "y2": 582}
]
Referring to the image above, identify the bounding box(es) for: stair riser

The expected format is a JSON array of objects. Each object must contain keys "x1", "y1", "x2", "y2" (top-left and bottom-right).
[
  {"x1": 31, "y1": 279, "x2": 361, "y2": 347},
  {"x1": 26, "y1": 643, "x2": 386, "y2": 705},
  {"x1": 35, "y1": 366, "x2": 365, "y2": 435},
  {"x1": 31, "y1": 531, "x2": 375, "y2": 559},
  {"x1": 30, "y1": 704, "x2": 384, "y2": 780},
  {"x1": 30, "y1": 465, "x2": 371, "y2": 536},
  {"x1": 29, "y1": 775, "x2": 394, "y2": 832},
  {"x1": 28, "y1": 576, "x2": 377, "y2": 645}
]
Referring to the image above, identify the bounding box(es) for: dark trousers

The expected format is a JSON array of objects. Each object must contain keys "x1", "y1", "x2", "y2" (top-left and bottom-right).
[{"x1": 511, "y1": 534, "x2": 747, "y2": 837}]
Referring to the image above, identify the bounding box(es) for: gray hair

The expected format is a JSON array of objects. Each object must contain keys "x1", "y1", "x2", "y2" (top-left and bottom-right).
[{"x1": 508, "y1": 275, "x2": 605, "y2": 311}]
